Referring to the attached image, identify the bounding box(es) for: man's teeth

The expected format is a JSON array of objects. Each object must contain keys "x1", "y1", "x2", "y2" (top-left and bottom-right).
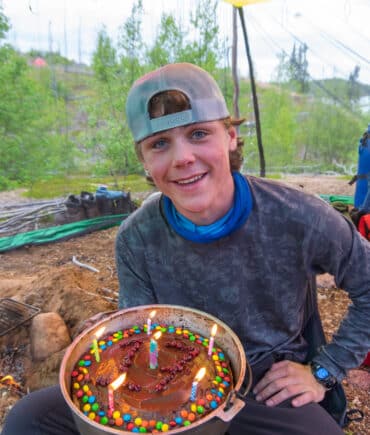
[{"x1": 177, "y1": 175, "x2": 203, "y2": 185}]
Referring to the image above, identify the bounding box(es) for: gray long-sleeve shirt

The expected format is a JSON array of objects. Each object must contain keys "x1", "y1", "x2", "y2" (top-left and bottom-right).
[{"x1": 115, "y1": 175, "x2": 370, "y2": 381}]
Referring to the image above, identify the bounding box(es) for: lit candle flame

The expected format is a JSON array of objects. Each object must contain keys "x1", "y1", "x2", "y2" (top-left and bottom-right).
[
  {"x1": 110, "y1": 373, "x2": 127, "y2": 391},
  {"x1": 211, "y1": 324, "x2": 217, "y2": 337},
  {"x1": 153, "y1": 331, "x2": 162, "y2": 340},
  {"x1": 95, "y1": 326, "x2": 106, "y2": 339},
  {"x1": 194, "y1": 367, "x2": 206, "y2": 383},
  {"x1": 147, "y1": 310, "x2": 157, "y2": 335}
]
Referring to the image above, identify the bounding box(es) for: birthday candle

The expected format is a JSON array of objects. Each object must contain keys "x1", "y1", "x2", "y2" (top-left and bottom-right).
[
  {"x1": 147, "y1": 310, "x2": 156, "y2": 335},
  {"x1": 92, "y1": 326, "x2": 106, "y2": 363},
  {"x1": 190, "y1": 367, "x2": 206, "y2": 401},
  {"x1": 149, "y1": 331, "x2": 161, "y2": 369},
  {"x1": 108, "y1": 373, "x2": 127, "y2": 411},
  {"x1": 207, "y1": 324, "x2": 218, "y2": 357}
]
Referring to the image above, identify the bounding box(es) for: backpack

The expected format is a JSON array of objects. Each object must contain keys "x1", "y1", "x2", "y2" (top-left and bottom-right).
[
  {"x1": 358, "y1": 214, "x2": 370, "y2": 241},
  {"x1": 350, "y1": 125, "x2": 370, "y2": 208}
]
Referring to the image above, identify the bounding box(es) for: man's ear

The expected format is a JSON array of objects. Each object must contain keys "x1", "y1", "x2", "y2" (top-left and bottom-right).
[{"x1": 227, "y1": 126, "x2": 238, "y2": 151}]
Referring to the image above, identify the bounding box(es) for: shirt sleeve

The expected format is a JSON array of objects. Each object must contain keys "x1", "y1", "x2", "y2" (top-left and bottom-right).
[{"x1": 306, "y1": 203, "x2": 370, "y2": 380}]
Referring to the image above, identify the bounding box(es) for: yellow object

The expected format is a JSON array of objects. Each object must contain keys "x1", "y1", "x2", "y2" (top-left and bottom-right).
[
  {"x1": 112, "y1": 411, "x2": 121, "y2": 419},
  {"x1": 135, "y1": 417, "x2": 143, "y2": 426},
  {"x1": 223, "y1": 0, "x2": 268, "y2": 7}
]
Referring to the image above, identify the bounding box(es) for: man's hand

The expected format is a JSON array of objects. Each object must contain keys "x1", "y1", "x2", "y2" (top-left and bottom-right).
[{"x1": 253, "y1": 360, "x2": 327, "y2": 407}]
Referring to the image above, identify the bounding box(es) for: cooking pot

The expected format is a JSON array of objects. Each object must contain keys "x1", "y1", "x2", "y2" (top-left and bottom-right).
[{"x1": 60, "y1": 304, "x2": 252, "y2": 435}]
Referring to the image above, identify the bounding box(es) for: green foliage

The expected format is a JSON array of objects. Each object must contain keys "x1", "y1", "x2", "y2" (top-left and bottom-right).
[
  {"x1": 118, "y1": 0, "x2": 145, "y2": 85},
  {"x1": 299, "y1": 101, "x2": 363, "y2": 166},
  {"x1": 0, "y1": 6, "x2": 9, "y2": 41},
  {"x1": 259, "y1": 87, "x2": 298, "y2": 168},
  {"x1": 92, "y1": 27, "x2": 118, "y2": 83},
  {"x1": 0, "y1": 44, "x2": 75, "y2": 188},
  {"x1": 26, "y1": 174, "x2": 148, "y2": 199},
  {"x1": 275, "y1": 44, "x2": 309, "y2": 93},
  {"x1": 179, "y1": 0, "x2": 220, "y2": 71},
  {"x1": 348, "y1": 65, "x2": 361, "y2": 104},
  {"x1": 146, "y1": 14, "x2": 185, "y2": 67}
]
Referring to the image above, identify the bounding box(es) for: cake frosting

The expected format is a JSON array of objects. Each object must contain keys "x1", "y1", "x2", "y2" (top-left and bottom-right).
[{"x1": 70, "y1": 323, "x2": 233, "y2": 432}]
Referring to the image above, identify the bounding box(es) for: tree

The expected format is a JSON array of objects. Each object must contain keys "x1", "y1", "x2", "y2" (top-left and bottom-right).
[
  {"x1": 299, "y1": 100, "x2": 362, "y2": 168},
  {"x1": 146, "y1": 14, "x2": 184, "y2": 67},
  {"x1": 84, "y1": 1, "x2": 146, "y2": 178},
  {"x1": 0, "y1": 9, "x2": 74, "y2": 189},
  {"x1": 275, "y1": 44, "x2": 309, "y2": 93},
  {"x1": 0, "y1": 6, "x2": 9, "y2": 41},
  {"x1": 118, "y1": 0, "x2": 145, "y2": 85},
  {"x1": 179, "y1": 0, "x2": 221, "y2": 72},
  {"x1": 348, "y1": 65, "x2": 361, "y2": 106},
  {"x1": 0, "y1": 47, "x2": 74, "y2": 188}
]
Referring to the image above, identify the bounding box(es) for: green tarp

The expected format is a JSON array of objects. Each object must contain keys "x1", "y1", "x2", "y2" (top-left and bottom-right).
[
  {"x1": 0, "y1": 214, "x2": 128, "y2": 253},
  {"x1": 0, "y1": 194, "x2": 355, "y2": 253},
  {"x1": 319, "y1": 194, "x2": 354, "y2": 205}
]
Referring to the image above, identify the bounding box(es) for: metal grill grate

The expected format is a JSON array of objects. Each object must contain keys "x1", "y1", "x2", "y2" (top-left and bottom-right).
[{"x1": 0, "y1": 298, "x2": 41, "y2": 337}]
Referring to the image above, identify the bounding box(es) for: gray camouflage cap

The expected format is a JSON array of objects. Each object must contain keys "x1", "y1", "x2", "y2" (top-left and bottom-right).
[{"x1": 126, "y1": 63, "x2": 230, "y2": 142}]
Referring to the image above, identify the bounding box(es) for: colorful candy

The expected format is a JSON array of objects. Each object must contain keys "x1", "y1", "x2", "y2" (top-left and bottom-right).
[{"x1": 71, "y1": 323, "x2": 233, "y2": 432}]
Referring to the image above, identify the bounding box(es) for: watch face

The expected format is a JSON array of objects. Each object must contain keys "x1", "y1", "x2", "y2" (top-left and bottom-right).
[{"x1": 316, "y1": 367, "x2": 329, "y2": 380}]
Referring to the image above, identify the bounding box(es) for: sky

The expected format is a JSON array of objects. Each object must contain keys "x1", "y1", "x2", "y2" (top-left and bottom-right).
[{"x1": 2, "y1": 0, "x2": 370, "y2": 85}]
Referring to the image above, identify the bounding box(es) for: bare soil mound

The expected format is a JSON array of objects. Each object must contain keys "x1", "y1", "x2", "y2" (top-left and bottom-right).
[{"x1": 0, "y1": 176, "x2": 368, "y2": 434}]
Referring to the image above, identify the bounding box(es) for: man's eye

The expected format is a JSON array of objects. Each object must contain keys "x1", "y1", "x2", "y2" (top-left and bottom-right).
[
  {"x1": 192, "y1": 130, "x2": 207, "y2": 139},
  {"x1": 152, "y1": 139, "x2": 167, "y2": 150}
]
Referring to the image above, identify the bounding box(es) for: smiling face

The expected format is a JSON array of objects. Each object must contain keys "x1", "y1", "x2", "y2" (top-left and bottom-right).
[{"x1": 139, "y1": 120, "x2": 237, "y2": 225}]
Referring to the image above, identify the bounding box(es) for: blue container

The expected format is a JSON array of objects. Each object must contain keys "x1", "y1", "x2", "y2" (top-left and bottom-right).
[{"x1": 354, "y1": 124, "x2": 370, "y2": 208}]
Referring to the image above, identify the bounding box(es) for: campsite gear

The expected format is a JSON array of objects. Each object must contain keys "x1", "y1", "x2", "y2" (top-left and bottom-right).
[
  {"x1": 351, "y1": 124, "x2": 370, "y2": 209},
  {"x1": 0, "y1": 298, "x2": 40, "y2": 337},
  {"x1": 330, "y1": 201, "x2": 351, "y2": 220},
  {"x1": 349, "y1": 207, "x2": 367, "y2": 228},
  {"x1": 362, "y1": 352, "x2": 370, "y2": 367},
  {"x1": 319, "y1": 194, "x2": 354, "y2": 206},
  {"x1": 80, "y1": 191, "x2": 100, "y2": 219},
  {"x1": 60, "y1": 304, "x2": 251, "y2": 435},
  {"x1": 95, "y1": 187, "x2": 136, "y2": 216},
  {"x1": 65, "y1": 195, "x2": 88, "y2": 222},
  {"x1": 358, "y1": 214, "x2": 370, "y2": 241}
]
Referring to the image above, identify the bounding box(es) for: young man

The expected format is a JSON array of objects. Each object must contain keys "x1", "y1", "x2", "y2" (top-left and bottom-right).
[
  {"x1": 2, "y1": 63, "x2": 369, "y2": 435},
  {"x1": 115, "y1": 63, "x2": 370, "y2": 434}
]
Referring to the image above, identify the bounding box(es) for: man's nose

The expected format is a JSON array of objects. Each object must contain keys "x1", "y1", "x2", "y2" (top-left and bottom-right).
[{"x1": 172, "y1": 139, "x2": 195, "y2": 167}]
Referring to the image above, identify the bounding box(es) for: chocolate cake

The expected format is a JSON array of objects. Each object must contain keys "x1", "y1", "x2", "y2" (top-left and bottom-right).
[{"x1": 70, "y1": 323, "x2": 233, "y2": 432}]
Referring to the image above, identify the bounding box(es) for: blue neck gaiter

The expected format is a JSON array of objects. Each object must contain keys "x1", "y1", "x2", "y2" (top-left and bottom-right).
[{"x1": 163, "y1": 172, "x2": 253, "y2": 243}]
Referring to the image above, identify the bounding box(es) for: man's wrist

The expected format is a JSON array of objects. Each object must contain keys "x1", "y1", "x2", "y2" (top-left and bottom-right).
[{"x1": 310, "y1": 361, "x2": 337, "y2": 390}]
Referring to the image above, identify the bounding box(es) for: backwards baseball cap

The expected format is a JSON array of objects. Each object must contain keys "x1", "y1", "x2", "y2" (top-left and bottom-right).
[{"x1": 126, "y1": 63, "x2": 229, "y2": 142}]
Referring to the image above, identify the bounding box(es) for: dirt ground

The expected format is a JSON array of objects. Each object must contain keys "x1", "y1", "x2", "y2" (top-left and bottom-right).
[{"x1": 0, "y1": 175, "x2": 369, "y2": 434}]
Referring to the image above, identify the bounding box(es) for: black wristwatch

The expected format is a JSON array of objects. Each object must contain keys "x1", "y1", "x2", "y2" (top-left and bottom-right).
[{"x1": 310, "y1": 362, "x2": 337, "y2": 390}]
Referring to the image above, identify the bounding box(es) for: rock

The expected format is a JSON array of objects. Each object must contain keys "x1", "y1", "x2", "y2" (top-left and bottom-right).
[{"x1": 30, "y1": 313, "x2": 71, "y2": 362}]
